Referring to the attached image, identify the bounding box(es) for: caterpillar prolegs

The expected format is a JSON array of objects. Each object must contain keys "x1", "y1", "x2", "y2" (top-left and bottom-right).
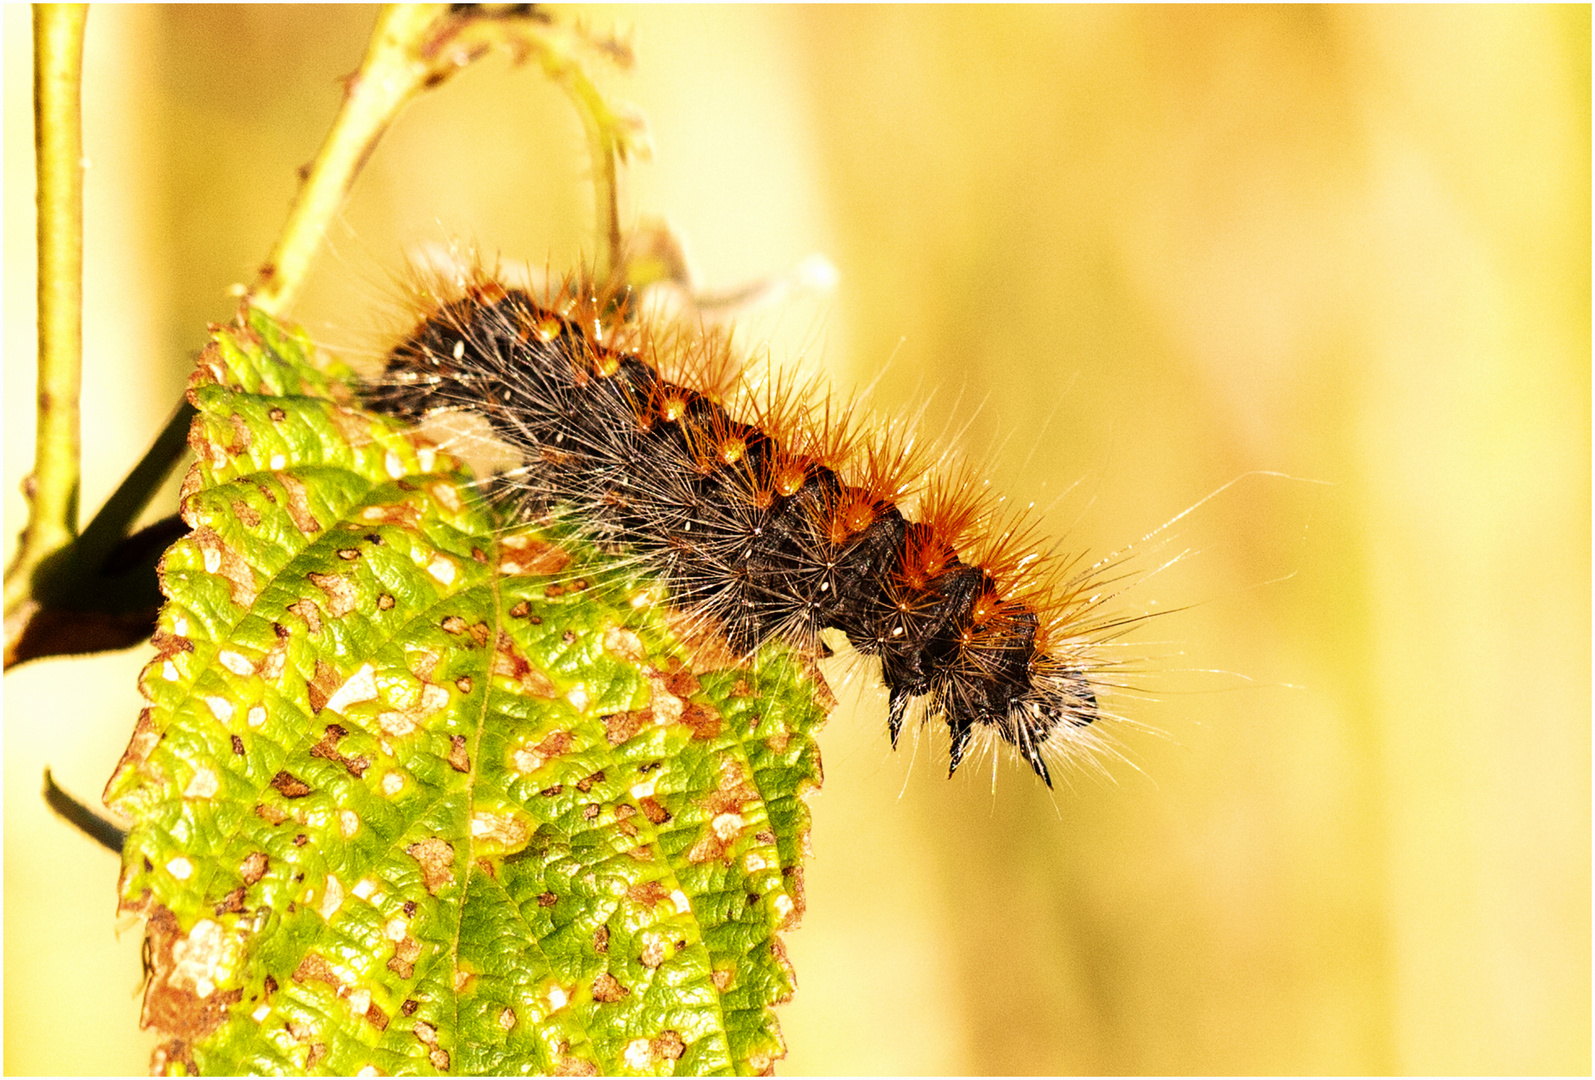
[{"x1": 364, "y1": 275, "x2": 1113, "y2": 787}]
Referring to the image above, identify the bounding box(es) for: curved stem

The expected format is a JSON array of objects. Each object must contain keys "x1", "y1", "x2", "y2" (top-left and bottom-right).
[
  {"x1": 552, "y1": 59, "x2": 627, "y2": 285},
  {"x1": 6, "y1": 4, "x2": 88, "y2": 617},
  {"x1": 251, "y1": 5, "x2": 644, "y2": 315},
  {"x1": 250, "y1": 4, "x2": 454, "y2": 316}
]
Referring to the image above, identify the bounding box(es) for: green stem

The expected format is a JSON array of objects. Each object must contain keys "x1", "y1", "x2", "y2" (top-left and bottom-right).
[
  {"x1": 6, "y1": 4, "x2": 88, "y2": 616},
  {"x1": 251, "y1": 4, "x2": 456, "y2": 316},
  {"x1": 251, "y1": 5, "x2": 641, "y2": 314},
  {"x1": 556, "y1": 64, "x2": 626, "y2": 285}
]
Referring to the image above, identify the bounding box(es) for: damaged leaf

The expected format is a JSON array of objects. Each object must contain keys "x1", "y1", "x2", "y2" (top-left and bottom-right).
[{"x1": 104, "y1": 308, "x2": 828, "y2": 1076}]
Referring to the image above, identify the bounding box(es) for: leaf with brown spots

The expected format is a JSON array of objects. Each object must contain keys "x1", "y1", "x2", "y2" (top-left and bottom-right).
[{"x1": 103, "y1": 307, "x2": 830, "y2": 1075}]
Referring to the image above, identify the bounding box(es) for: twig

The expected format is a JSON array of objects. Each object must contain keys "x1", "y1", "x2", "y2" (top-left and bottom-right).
[
  {"x1": 251, "y1": 5, "x2": 457, "y2": 316},
  {"x1": 537, "y1": 39, "x2": 643, "y2": 286},
  {"x1": 5, "y1": 5, "x2": 88, "y2": 617},
  {"x1": 252, "y1": 5, "x2": 646, "y2": 314}
]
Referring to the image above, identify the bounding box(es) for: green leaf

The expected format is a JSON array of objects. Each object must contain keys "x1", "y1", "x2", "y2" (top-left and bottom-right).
[{"x1": 104, "y1": 309, "x2": 829, "y2": 1076}]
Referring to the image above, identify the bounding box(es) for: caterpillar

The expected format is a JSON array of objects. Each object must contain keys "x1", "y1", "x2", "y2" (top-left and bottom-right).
[{"x1": 363, "y1": 272, "x2": 1116, "y2": 787}]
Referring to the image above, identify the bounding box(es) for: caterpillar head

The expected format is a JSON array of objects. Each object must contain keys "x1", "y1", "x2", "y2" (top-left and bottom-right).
[
  {"x1": 884, "y1": 623, "x2": 1101, "y2": 789},
  {"x1": 997, "y1": 653, "x2": 1102, "y2": 788}
]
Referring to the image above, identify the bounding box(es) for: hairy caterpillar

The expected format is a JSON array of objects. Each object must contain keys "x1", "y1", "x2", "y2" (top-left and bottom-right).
[{"x1": 364, "y1": 272, "x2": 1118, "y2": 787}]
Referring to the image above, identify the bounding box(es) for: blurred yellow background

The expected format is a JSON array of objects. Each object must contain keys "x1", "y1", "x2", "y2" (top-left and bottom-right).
[{"x1": 5, "y1": 6, "x2": 1588, "y2": 1075}]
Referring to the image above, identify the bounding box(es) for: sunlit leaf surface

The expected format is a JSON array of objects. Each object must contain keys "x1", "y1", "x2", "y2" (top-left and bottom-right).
[{"x1": 104, "y1": 309, "x2": 827, "y2": 1076}]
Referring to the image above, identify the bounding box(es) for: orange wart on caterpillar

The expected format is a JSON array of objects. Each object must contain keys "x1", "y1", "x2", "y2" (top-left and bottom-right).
[{"x1": 363, "y1": 270, "x2": 1123, "y2": 788}]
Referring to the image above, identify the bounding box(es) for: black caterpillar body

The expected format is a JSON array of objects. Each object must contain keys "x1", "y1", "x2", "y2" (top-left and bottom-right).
[{"x1": 364, "y1": 281, "x2": 1102, "y2": 786}]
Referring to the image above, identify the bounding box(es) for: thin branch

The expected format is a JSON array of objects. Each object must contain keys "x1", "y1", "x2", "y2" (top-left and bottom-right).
[
  {"x1": 251, "y1": 4, "x2": 455, "y2": 316},
  {"x1": 521, "y1": 22, "x2": 650, "y2": 288},
  {"x1": 251, "y1": 5, "x2": 646, "y2": 315},
  {"x1": 6, "y1": 5, "x2": 88, "y2": 616},
  {"x1": 543, "y1": 49, "x2": 634, "y2": 285}
]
